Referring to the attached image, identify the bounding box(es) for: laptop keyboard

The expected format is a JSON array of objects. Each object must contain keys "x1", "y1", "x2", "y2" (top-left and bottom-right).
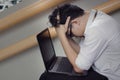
[{"x1": 57, "y1": 58, "x2": 73, "y2": 72}]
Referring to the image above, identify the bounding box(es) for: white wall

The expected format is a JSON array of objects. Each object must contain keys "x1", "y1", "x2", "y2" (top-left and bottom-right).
[{"x1": 0, "y1": 0, "x2": 120, "y2": 80}]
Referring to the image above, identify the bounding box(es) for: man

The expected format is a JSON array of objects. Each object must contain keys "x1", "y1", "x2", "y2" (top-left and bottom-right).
[{"x1": 49, "y1": 4, "x2": 120, "y2": 80}]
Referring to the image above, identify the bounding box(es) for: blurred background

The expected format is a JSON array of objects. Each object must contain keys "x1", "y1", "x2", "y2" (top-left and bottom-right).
[{"x1": 0, "y1": 0, "x2": 22, "y2": 12}]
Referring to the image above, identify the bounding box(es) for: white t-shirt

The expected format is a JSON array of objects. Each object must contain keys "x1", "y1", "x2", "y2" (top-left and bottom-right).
[{"x1": 75, "y1": 9, "x2": 120, "y2": 80}]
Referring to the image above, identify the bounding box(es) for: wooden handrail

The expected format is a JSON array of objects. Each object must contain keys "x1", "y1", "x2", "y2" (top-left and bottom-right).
[
  {"x1": 0, "y1": 0, "x2": 120, "y2": 61},
  {"x1": 0, "y1": 35, "x2": 38, "y2": 61},
  {"x1": 0, "y1": 27, "x2": 57, "y2": 61},
  {"x1": 94, "y1": 0, "x2": 120, "y2": 14},
  {"x1": 0, "y1": 0, "x2": 69, "y2": 32}
]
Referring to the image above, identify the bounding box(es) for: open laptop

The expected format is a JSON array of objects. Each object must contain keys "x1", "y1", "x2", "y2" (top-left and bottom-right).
[{"x1": 37, "y1": 28, "x2": 87, "y2": 76}]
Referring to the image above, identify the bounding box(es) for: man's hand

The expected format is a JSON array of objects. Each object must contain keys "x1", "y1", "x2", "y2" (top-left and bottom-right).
[{"x1": 55, "y1": 16, "x2": 70, "y2": 36}]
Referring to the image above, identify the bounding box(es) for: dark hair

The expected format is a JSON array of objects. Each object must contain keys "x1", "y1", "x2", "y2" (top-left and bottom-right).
[{"x1": 49, "y1": 4, "x2": 84, "y2": 27}]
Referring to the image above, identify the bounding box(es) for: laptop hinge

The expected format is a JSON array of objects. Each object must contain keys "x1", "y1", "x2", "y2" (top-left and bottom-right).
[{"x1": 49, "y1": 57, "x2": 57, "y2": 70}]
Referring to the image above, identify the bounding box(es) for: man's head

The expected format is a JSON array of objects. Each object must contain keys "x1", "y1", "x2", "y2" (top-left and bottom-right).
[
  {"x1": 49, "y1": 4, "x2": 85, "y2": 37},
  {"x1": 49, "y1": 4, "x2": 85, "y2": 27}
]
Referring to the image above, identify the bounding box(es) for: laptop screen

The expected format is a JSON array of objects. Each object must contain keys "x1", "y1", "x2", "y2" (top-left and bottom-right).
[{"x1": 37, "y1": 28, "x2": 56, "y2": 70}]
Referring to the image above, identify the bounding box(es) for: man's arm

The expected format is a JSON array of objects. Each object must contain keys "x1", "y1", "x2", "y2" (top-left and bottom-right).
[
  {"x1": 57, "y1": 30, "x2": 83, "y2": 73},
  {"x1": 55, "y1": 17, "x2": 83, "y2": 73}
]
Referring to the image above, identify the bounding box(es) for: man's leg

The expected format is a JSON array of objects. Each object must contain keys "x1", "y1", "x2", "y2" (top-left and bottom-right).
[
  {"x1": 84, "y1": 68, "x2": 108, "y2": 80},
  {"x1": 69, "y1": 68, "x2": 108, "y2": 80},
  {"x1": 40, "y1": 68, "x2": 108, "y2": 80}
]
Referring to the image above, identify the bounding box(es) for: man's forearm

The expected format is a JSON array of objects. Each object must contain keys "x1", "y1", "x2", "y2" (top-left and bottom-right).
[
  {"x1": 57, "y1": 32, "x2": 83, "y2": 73},
  {"x1": 67, "y1": 38, "x2": 80, "y2": 54},
  {"x1": 59, "y1": 33, "x2": 77, "y2": 65},
  {"x1": 55, "y1": 16, "x2": 83, "y2": 73}
]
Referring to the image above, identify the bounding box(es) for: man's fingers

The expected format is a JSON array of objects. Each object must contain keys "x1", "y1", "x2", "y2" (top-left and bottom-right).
[{"x1": 65, "y1": 16, "x2": 71, "y2": 28}]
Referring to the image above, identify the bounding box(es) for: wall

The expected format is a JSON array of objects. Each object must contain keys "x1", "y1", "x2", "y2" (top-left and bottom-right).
[{"x1": 0, "y1": 0, "x2": 120, "y2": 80}]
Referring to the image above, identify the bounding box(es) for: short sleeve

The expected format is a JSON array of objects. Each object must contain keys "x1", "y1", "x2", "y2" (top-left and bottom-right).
[{"x1": 75, "y1": 29, "x2": 108, "y2": 70}]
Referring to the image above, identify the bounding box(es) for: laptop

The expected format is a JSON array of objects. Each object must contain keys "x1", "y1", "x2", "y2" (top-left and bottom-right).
[{"x1": 37, "y1": 28, "x2": 87, "y2": 76}]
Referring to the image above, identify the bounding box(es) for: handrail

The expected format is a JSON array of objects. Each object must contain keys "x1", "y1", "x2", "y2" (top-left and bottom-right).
[
  {"x1": 0, "y1": 35, "x2": 38, "y2": 61},
  {"x1": 0, "y1": 0, "x2": 69, "y2": 32},
  {"x1": 0, "y1": 27, "x2": 57, "y2": 61},
  {"x1": 94, "y1": 0, "x2": 120, "y2": 14},
  {"x1": 0, "y1": 0, "x2": 120, "y2": 61}
]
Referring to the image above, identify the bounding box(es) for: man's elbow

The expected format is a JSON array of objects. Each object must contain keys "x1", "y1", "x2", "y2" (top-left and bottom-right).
[{"x1": 73, "y1": 66, "x2": 84, "y2": 73}]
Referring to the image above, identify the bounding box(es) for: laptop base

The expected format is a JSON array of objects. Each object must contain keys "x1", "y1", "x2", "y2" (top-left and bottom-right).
[{"x1": 49, "y1": 57, "x2": 87, "y2": 77}]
